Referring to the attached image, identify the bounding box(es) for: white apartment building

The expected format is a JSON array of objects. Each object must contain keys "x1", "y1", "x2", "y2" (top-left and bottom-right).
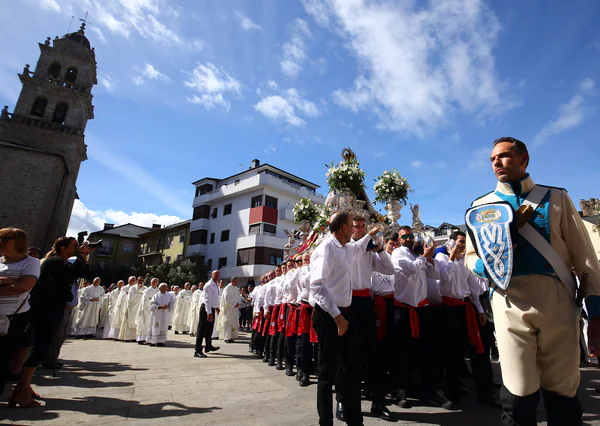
[
  {"x1": 187, "y1": 159, "x2": 324, "y2": 286},
  {"x1": 420, "y1": 222, "x2": 467, "y2": 245}
]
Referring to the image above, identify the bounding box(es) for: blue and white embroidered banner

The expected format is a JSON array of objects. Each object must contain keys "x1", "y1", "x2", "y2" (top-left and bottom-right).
[{"x1": 466, "y1": 203, "x2": 514, "y2": 290}]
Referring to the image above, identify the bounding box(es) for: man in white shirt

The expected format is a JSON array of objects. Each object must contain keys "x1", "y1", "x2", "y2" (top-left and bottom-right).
[
  {"x1": 194, "y1": 270, "x2": 221, "y2": 358},
  {"x1": 281, "y1": 258, "x2": 302, "y2": 376},
  {"x1": 295, "y1": 252, "x2": 314, "y2": 387},
  {"x1": 309, "y1": 212, "x2": 378, "y2": 426},
  {"x1": 265, "y1": 265, "x2": 283, "y2": 366},
  {"x1": 262, "y1": 268, "x2": 280, "y2": 364},
  {"x1": 250, "y1": 275, "x2": 267, "y2": 356},
  {"x1": 392, "y1": 226, "x2": 452, "y2": 410}
]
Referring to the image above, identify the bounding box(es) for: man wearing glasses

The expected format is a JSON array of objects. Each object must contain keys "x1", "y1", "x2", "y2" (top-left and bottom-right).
[{"x1": 392, "y1": 226, "x2": 454, "y2": 410}]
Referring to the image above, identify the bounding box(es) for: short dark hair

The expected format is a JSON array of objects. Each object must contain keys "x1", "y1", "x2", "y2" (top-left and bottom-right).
[
  {"x1": 329, "y1": 212, "x2": 351, "y2": 233},
  {"x1": 450, "y1": 230, "x2": 466, "y2": 241},
  {"x1": 399, "y1": 225, "x2": 412, "y2": 233},
  {"x1": 384, "y1": 231, "x2": 399, "y2": 242},
  {"x1": 352, "y1": 216, "x2": 365, "y2": 222},
  {"x1": 493, "y1": 136, "x2": 529, "y2": 167}
]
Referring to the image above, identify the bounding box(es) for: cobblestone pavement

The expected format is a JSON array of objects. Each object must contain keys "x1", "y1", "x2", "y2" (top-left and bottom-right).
[{"x1": 1, "y1": 331, "x2": 599, "y2": 425}]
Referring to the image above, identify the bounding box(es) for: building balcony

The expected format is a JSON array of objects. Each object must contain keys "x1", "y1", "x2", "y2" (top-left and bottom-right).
[
  {"x1": 190, "y1": 218, "x2": 210, "y2": 231},
  {"x1": 236, "y1": 232, "x2": 284, "y2": 249},
  {"x1": 186, "y1": 244, "x2": 208, "y2": 257},
  {"x1": 139, "y1": 244, "x2": 163, "y2": 256}
]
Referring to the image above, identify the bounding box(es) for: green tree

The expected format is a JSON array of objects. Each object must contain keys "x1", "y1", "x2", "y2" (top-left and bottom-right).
[{"x1": 147, "y1": 255, "x2": 208, "y2": 286}]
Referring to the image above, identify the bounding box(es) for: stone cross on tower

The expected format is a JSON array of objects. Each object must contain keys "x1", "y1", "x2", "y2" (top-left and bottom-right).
[
  {"x1": 410, "y1": 204, "x2": 423, "y2": 232},
  {"x1": 0, "y1": 26, "x2": 97, "y2": 250}
]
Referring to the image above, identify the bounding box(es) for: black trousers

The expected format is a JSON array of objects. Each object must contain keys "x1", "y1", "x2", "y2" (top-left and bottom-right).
[
  {"x1": 285, "y1": 306, "x2": 300, "y2": 369},
  {"x1": 24, "y1": 306, "x2": 63, "y2": 368},
  {"x1": 195, "y1": 304, "x2": 215, "y2": 353},
  {"x1": 372, "y1": 297, "x2": 397, "y2": 403},
  {"x1": 313, "y1": 305, "x2": 362, "y2": 426},
  {"x1": 277, "y1": 305, "x2": 288, "y2": 364},
  {"x1": 394, "y1": 305, "x2": 441, "y2": 397},
  {"x1": 500, "y1": 387, "x2": 583, "y2": 426},
  {"x1": 442, "y1": 304, "x2": 492, "y2": 401},
  {"x1": 296, "y1": 304, "x2": 315, "y2": 375}
]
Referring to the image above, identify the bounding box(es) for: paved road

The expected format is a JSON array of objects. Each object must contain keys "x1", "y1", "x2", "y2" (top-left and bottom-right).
[{"x1": 1, "y1": 331, "x2": 599, "y2": 425}]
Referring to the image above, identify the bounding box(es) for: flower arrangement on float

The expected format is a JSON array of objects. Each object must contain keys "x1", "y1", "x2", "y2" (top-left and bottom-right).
[
  {"x1": 373, "y1": 169, "x2": 411, "y2": 204},
  {"x1": 292, "y1": 198, "x2": 319, "y2": 224},
  {"x1": 325, "y1": 148, "x2": 366, "y2": 195}
]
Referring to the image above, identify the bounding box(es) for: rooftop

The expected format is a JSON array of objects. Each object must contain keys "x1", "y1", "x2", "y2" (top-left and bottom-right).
[{"x1": 89, "y1": 223, "x2": 152, "y2": 239}]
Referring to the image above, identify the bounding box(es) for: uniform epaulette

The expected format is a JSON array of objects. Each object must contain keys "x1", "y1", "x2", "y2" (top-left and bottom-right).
[
  {"x1": 471, "y1": 191, "x2": 493, "y2": 205},
  {"x1": 536, "y1": 184, "x2": 568, "y2": 193}
]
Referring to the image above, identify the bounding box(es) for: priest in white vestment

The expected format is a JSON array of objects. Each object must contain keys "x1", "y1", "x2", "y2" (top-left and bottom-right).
[
  {"x1": 136, "y1": 278, "x2": 160, "y2": 344},
  {"x1": 75, "y1": 277, "x2": 105, "y2": 337},
  {"x1": 169, "y1": 286, "x2": 180, "y2": 327},
  {"x1": 102, "y1": 281, "x2": 123, "y2": 338},
  {"x1": 118, "y1": 276, "x2": 146, "y2": 341},
  {"x1": 108, "y1": 277, "x2": 135, "y2": 339},
  {"x1": 189, "y1": 282, "x2": 204, "y2": 336},
  {"x1": 173, "y1": 282, "x2": 193, "y2": 334},
  {"x1": 147, "y1": 283, "x2": 175, "y2": 346},
  {"x1": 70, "y1": 281, "x2": 90, "y2": 336},
  {"x1": 212, "y1": 280, "x2": 226, "y2": 339},
  {"x1": 218, "y1": 277, "x2": 242, "y2": 343}
]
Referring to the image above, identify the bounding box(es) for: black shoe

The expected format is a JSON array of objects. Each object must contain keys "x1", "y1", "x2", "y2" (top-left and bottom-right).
[
  {"x1": 299, "y1": 373, "x2": 310, "y2": 387},
  {"x1": 276, "y1": 362, "x2": 284, "y2": 371},
  {"x1": 137, "y1": 341, "x2": 145, "y2": 345},
  {"x1": 431, "y1": 390, "x2": 454, "y2": 410},
  {"x1": 478, "y1": 397, "x2": 502, "y2": 409},
  {"x1": 268, "y1": 359, "x2": 275, "y2": 367},
  {"x1": 262, "y1": 357, "x2": 269, "y2": 363},
  {"x1": 296, "y1": 370, "x2": 302, "y2": 381},
  {"x1": 371, "y1": 402, "x2": 393, "y2": 422},
  {"x1": 224, "y1": 339, "x2": 234, "y2": 343},
  {"x1": 396, "y1": 389, "x2": 411, "y2": 408},
  {"x1": 206, "y1": 346, "x2": 220, "y2": 353},
  {"x1": 175, "y1": 331, "x2": 179, "y2": 335},
  {"x1": 285, "y1": 367, "x2": 295, "y2": 377},
  {"x1": 157, "y1": 343, "x2": 165, "y2": 347},
  {"x1": 42, "y1": 363, "x2": 61, "y2": 370},
  {"x1": 335, "y1": 402, "x2": 345, "y2": 422},
  {"x1": 213, "y1": 337, "x2": 219, "y2": 340},
  {"x1": 56, "y1": 362, "x2": 64, "y2": 368},
  {"x1": 194, "y1": 352, "x2": 207, "y2": 358},
  {"x1": 149, "y1": 344, "x2": 156, "y2": 347},
  {"x1": 248, "y1": 346, "x2": 254, "y2": 353}
]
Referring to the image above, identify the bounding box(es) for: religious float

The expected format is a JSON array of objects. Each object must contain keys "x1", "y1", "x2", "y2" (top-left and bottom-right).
[{"x1": 284, "y1": 148, "x2": 413, "y2": 259}]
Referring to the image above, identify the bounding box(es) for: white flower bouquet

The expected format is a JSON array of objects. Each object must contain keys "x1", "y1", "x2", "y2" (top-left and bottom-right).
[
  {"x1": 292, "y1": 198, "x2": 319, "y2": 224},
  {"x1": 373, "y1": 169, "x2": 411, "y2": 204}
]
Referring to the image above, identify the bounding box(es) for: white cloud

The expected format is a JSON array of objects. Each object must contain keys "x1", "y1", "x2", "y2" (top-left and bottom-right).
[
  {"x1": 374, "y1": 152, "x2": 386, "y2": 159},
  {"x1": 40, "y1": 0, "x2": 60, "y2": 12},
  {"x1": 532, "y1": 78, "x2": 595, "y2": 147},
  {"x1": 143, "y1": 63, "x2": 168, "y2": 80},
  {"x1": 67, "y1": 200, "x2": 182, "y2": 237},
  {"x1": 280, "y1": 19, "x2": 312, "y2": 78},
  {"x1": 267, "y1": 80, "x2": 279, "y2": 90},
  {"x1": 184, "y1": 63, "x2": 241, "y2": 111},
  {"x1": 91, "y1": 27, "x2": 107, "y2": 44},
  {"x1": 285, "y1": 88, "x2": 318, "y2": 117},
  {"x1": 133, "y1": 76, "x2": 144, "y2": 85},
  {"x1": 99, "y1": 73, "x2": 116, "y2": 92},
  {"x1": 468, "y1": 147, "x2": 492, "y2": 171},
  {"x1": 233, "y1": 10, "x2": 261, "y2": 31},
  {"x1": 306, "y1": 0, "x2": 516, "y2": 134},
  {"x1": 411, "y1": 160, "x2": 423, "y2": 168},
  {"x1": 264, "y1": 144, "x2": 277, "y2": 154},
  {"x1": 190, "y1": 40, "x2": 205, "y2": 51},
  {"x1": 255, "y1": 96, "x2": 306, "y2": 126}
]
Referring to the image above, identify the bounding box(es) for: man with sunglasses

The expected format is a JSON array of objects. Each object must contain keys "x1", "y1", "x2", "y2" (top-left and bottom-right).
[
  {"x1": 465, "y1": 136, "x2": 600, "y2": 426},
  {"x1": 392, "y1": 226, "x2": 453, "y2": 410}
]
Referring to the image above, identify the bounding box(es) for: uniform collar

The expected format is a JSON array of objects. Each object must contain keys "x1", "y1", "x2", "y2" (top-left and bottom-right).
[{"x1": 495, "y1": 174, "x2": 535, "y2": 196}]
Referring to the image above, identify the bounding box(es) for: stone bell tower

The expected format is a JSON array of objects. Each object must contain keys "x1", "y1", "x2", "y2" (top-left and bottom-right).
[{"x1": 0, "y1": 23, "x2": 97, "y2": 251}]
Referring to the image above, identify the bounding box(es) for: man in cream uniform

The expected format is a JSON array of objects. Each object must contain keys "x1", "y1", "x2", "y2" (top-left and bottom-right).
[{"x1": 465, "y1": 136, "x2": 600, "y2": 426}]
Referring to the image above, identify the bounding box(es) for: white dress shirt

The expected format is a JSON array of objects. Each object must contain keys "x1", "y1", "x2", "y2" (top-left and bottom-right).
[
  {"x1": 201, "y1": 279, "x2": 220, "y2": 312},
  {"x1": 434, "y1": 252, "x2": 484, "y2": 313},
  {"x1": 296, "y1": 265, "x2": 311, "y2": 303},
  {"x1": 391, "y1": 246, "x2": 440, "y2": 307},
  {"x1": 282, "y1": 268, "x2": 301, "y2": 304},
  {"x1": 309, "y1": 234, "x2": 371, "y2": 318},
  {"x1": 371, "y1": 251, "x2": 395, "y2": 296},
  {"x1": 350, "y1": 239, "x2": 395, "y2": 290},
  {"x1": 263, "y1": 279, "x2": 277, "y2": 310},
  {"x1": 253, "y1": 284, "x2": 267, "y2": 314},
  {"x1": 274, "y1": 275, "x2": 284, "y2": 305}
]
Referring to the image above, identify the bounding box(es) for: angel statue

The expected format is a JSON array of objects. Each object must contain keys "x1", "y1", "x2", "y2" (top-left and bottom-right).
[{"x1": 284, "y1": 229, "x2": 297, "y2": 259}]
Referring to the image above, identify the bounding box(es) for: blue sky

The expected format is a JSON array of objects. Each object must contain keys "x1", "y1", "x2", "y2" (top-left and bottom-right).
[{"x1": 1, "y1": 0, "x2": 599, "y2": 235}]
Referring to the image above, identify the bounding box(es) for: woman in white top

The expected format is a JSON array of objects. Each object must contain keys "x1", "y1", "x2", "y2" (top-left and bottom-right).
[{"x1": 0, "y1": 228, "x2": 40, "y2": 407}]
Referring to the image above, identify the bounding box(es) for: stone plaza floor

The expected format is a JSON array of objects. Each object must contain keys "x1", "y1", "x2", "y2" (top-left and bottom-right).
[{"x1": 1, "y1": 330, "x2": 599, "y2": 425}]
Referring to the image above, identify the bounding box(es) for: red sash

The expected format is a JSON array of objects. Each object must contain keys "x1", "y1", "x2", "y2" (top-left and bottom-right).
[
  {"x1": 261, "y1": 310, "x2": 272, "y2": 336},
  {"x1": 374, "y1": 294, "x2": 394, "y2": 340},
  {"x1": 268, "y1": 304, "x2": 281, "y2": 335},
  {"x1": 394, "y1": 298, "x2": 429, "y2": 339},
  {"x1": 285, "y1": 304, "x2": 298, "y2": 337},
  {"x1": 252, "y1": 309, "x2": 263, "y2": 330},
  {"x1": 309, "y1": 308, "x2": 318, "y2": 343},
  {"x1": 297, "y1": 303, "x2": 312, "y2": 335},
  {"x1": 442, "y1": 296, "x2": 484, "y2": 354},
  {"x1": 277, "y1": 303, "x2": 287, "y2": 332},
  {"x1": 352, "y1": 288, "x2": 371, "y2": 297}
]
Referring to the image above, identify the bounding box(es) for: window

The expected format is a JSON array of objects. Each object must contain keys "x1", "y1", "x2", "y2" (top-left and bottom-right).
[
  {"x1": 97, "y1": 260, "x2": 107, "y2": 269},
  {"x1": 48, "y1": 63, "x2": 61, "y2": 79},
  {"x1": 234, "y1": 179, "x2": 240, "y2": 185},
  {"x1": 51, "y1": 102, "x2": 69, "y2": 124},
  {"x1": 265, "y1": 196, "x2": 278, "y2": 209},
  {"x1": 237, "y1": 248, "x2": 256, "y2": 266},
  {"x1": 122, "y1": 241, "x2": 135, "y2": 253},
  {"x1": 263, "y1": 224, "x2": 276, "y2": 235},
  {"x1": 251, "y1": 195, "x2": 263, "y2": 208},
  {"x1": 165, "y1": 256, "x2": 171, "y2": 264},
  {"x1": 64, "y1": 67, "x2": 78, "y2": 84},
  {"x1": 193, "y1": 205, "x2": 210, "y2": 220},
  {"x1": 211, "y1": 207, "x2": 218, "y2": 218},
  {"x1": 206, "y1": 259, "x2": 213, "y2": 270},
  {"x1": 197, "y1": 183, "x2": 213, "y2": 196},
  {"x1": 218, "y1": 257, "x2": 227, "y2": 269},
  {"x1": 176, "y1": 254, "x2": 183, "y2": 262},
  {"x1": 30, "y1": 98, "x2": 48, "y2": 117},
  {"x1": 97, "y1": 240, "x2": 112, "y2": 255},
  {"x1": 224, "y1": 204, "x2": 232, "y2": 215},
  {"x1": 165, "y1": 235, "x2": 174, "y2": 248},
  {"x1": 249, "y1": 224, "x2": 260, "y2": 235},
  {"x1": 189, "y1": 229, "x2": 208, "y2": 245},
  {"x1": 254, "y1": 247, "x2": 283, "y2": 265},
  {"x1": 179, "y1": 232, "x2": 185, "y2": 243},
  {"x1": 220, "y1": 230, "x2": 230, "y2": 242},
  {"x1": 210, "y1": 233, "x2": 215, "y2": 244}
]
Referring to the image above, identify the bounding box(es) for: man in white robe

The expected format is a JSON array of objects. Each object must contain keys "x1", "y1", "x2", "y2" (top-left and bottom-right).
[
  {"x1": 108, "y1": 276, "x2": 135, "y2": 339},
  {"x1": 189, "y1": 282, "x2": 204, "y2": 336},
  {"x1": 70, "y1": 281, "x2": 90, "y2": 336},
  {"x1": 147, "y1": 283, "x2": 175, "y2": 346},
  {"x1": 75, "y1": 277, "x2": 105, "y2": 337},
  {"x1": 136, "y1": 278, "x2": 160, "y2": 344},
  {"x1": 212, "y1": 280, "x2": 226, "y2": 339},
  {"x1": 118, "y1": 276, "x2": 146, "y2": 342},
  {"x1": 173, "y1": 282, "x2": 193, "y2": 334},
  {"x1": 169, "y1": 286, "x2": 180, "y2": 327},
  {"x1": 103, "y1": 281, "x2": 123, "y2": 338},
  {"x1": 218, "y1": 277, "x2": 242, "y2": 343}
]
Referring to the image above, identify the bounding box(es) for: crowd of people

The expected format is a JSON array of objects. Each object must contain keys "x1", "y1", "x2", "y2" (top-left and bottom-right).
[{"x1": 1, "y1": 137, "x2": 599, "y2": 426}]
